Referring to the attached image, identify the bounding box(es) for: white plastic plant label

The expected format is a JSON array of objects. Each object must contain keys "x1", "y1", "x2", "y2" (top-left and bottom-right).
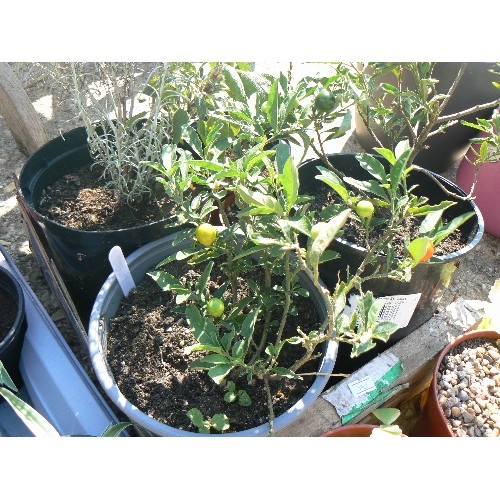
[
  {"x1": 343, "y1": 293, "x2": 421, "y2": 329},
  {"x1": 322, "y1": 352, "x2": 403, "y2": 423},
  {"x1": 108, "y1": 246, "x2": 136, "y2": 297}
]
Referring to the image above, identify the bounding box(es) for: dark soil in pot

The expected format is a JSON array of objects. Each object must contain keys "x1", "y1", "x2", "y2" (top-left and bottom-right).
[
  {"x1": 0, "y1": 267, "x2": 27, "y2": 388},
  {"x1": 307, "y1": 182, "x2": 468, "y2": 258},
  {"x1": 105, "y1": 259, "x2": 324, "y2": 434},
  {"x1": 37, "y1": 163, "x2": 178, "y2": 231},
  {"x1": 20, "y1": 128, "x2": 185, "y2": 325},
  {"x1": 306, "y1": 182, "x2": 469, "y2": 381}
]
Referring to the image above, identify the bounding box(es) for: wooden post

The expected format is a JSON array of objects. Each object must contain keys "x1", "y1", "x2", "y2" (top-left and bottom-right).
[{"x1": 0, "y1": 62, "x2": 48, "y2": 156}]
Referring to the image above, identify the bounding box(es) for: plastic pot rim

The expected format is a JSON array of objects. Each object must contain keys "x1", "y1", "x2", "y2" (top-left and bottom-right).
[
  {"x1": 88, "y1": 231, "x2": 338, "y2": 437},
  {"x1": 430, "y1": 329, "x2": 500, "y2": 437},
  {"x1": 0, "y1": 267, "x2": 26, "y2": 351},
  {"x1": 298, "y1": 153, "x2": 485, "y2": 265}
]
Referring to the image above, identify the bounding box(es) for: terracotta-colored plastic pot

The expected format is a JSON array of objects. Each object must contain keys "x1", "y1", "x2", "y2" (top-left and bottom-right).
[
  {"x1": 456, "y1": 130, "x2": 500, "y2": 238},
  {"x1": 321, "y1": 424, "x2": 378, "y2": 437},
  {"x1": 412, "y1": 329, "x2": 500, "y2": 437}
]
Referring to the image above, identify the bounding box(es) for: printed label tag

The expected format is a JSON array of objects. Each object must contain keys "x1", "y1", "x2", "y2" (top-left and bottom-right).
[
  {"x1": 322, "y1": 352, "x2": 403, "y2": 423},
  {"x1": 343, "y1": 293, "x2": 421, "y2": 330},
  {"x1": 377, "y1": 293, "x2": 421, "y2": 328},
  {"x1": 348, "y1": 376, "x2": 376, "y2": 398}
]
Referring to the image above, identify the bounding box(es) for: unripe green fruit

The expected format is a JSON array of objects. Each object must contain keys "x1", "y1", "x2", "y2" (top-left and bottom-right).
[
  {"x1": 355, "y1": 200, "x2": 375, "y2": 219},
  {"x1": 195, "y1": 223, "x2": 217, "y2": 246},
  {"x1": 207, "y1": 298, "x2": 225, "y2": 318},
  {"x1": 314, "y1": 91, "x2": 336, "y2": 113},
  {"x1": 310, "y1": 221, "x2": 328, "y2": 239}
]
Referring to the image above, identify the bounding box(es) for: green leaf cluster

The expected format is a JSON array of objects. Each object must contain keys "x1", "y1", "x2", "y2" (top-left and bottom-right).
[
  {"x1": 187, "y1": 408, "x2": 230, "y2": 434},
  {"x1": 139, "y1": 61, "x2": 492, "y2": 433},
  {"x1": 334, "y1": 291, "x2": 399, "y2": 358}
]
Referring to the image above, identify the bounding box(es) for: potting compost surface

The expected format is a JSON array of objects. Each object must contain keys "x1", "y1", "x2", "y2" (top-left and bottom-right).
[{"x1": 1, "y1": 62, "x2": 499, "y2": 436}]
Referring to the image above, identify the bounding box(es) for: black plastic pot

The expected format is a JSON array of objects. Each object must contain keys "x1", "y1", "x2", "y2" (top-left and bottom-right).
[
  {"x1": 18, "y1": 127, "x2": 183, "y2": 324},
  {"x1": 355, "y1": 62, "x2": 499, "y2": 173},
  {"x1": 0, "y1": 266, "x2": 28, "y2": 388},
  {"x1": 298, "y1": 153, "x2": 484, "y2": 377}
]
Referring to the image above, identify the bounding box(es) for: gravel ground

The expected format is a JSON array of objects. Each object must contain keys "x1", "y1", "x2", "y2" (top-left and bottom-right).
[{"x1": 1, "y1": 62, "x2": 499, "y2": 435}]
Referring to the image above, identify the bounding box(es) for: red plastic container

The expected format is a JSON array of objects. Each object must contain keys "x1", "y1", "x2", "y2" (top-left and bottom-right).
[{"x1": 456, "y1": 131, "x2": 500, "y2": 238}]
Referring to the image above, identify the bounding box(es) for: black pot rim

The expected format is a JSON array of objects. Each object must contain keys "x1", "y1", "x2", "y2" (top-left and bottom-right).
[
  {"x1": 0, "y1": 267, "x2": 26, "y2": 350},
  {"x1": 298, "y1": 153, "x2": 485, "y2": 265},
  {"x1": 19, "y1": 126, "x2": 179, "y2": 235}
]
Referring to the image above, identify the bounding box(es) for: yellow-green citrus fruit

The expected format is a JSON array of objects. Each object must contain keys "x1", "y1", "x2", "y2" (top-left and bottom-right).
[
  {"x1": 355, "y1": 200, "x2": 375, "y2": 219},
  {"x1": 195, "y1": 223, "x2": 217, "y2": 246},
  {"x1": 310, "y1": 221, "x2": 328, "y2": 240},
  {"x1": 207, "y1": 298, "x2": 225, "y2": 318},
  {"x1": 314, "y1": 91, "x2": 336, "y2": 113}
]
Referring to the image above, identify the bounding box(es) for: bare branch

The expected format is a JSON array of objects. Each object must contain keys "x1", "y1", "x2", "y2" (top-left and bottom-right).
[
  {"x1": 436, "y1": 98, "x2": 500, "y2": 125},
  {"x1": 436, "y1": 63, "x2": 468, "y2": 117}
]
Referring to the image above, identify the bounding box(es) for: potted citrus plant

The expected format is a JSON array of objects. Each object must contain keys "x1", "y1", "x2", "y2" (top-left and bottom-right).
[
  {"x1": 297, "y1": 148, "x2": 484, "y2": 377},
  {"x1": 87, "y1": 143, "x2": 402, "y2": 436},
  {"x1": 294, "y1": 63, "x2": 494, "y2": 376},
  {"x1": 86, "y1": 62, "x2": 492, "y2": 436}
]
